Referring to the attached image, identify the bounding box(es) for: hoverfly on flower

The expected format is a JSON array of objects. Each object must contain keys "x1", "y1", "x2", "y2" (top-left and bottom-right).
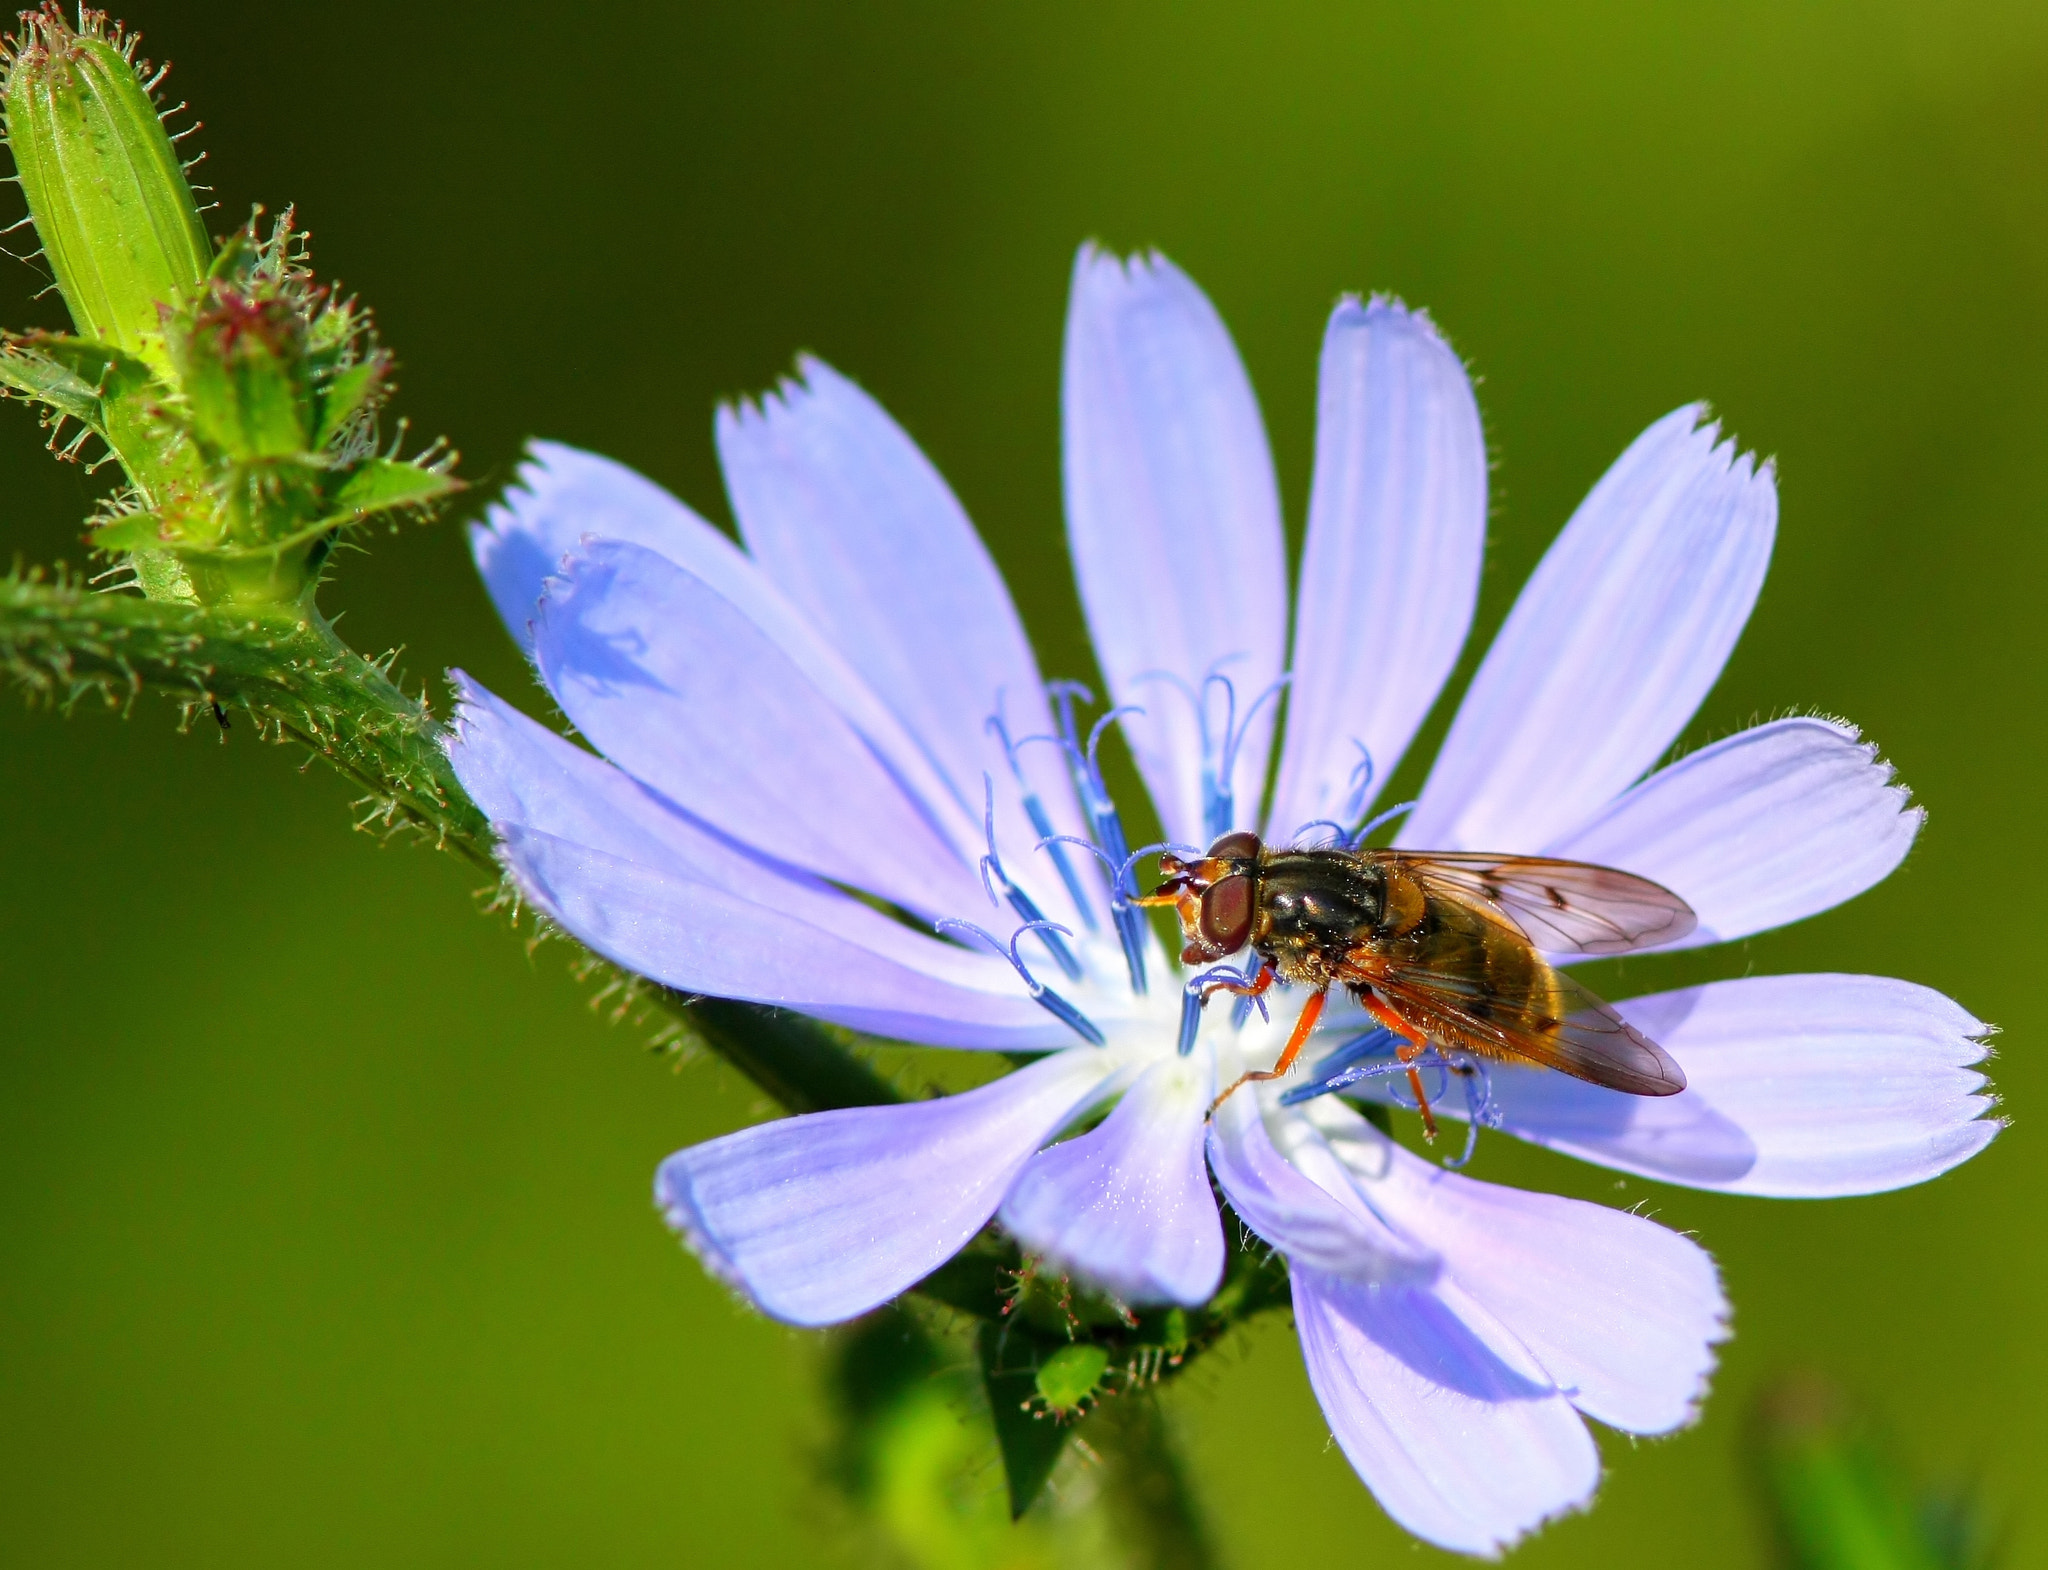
[{"x1": 1142, "y1": 832, "x2": 1694, "y2": 1125}]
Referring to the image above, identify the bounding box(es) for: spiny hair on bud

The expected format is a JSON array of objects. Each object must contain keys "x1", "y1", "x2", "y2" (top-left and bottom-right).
[
  {"x1": 2, "y1": 5, "x2": 150, "y2": 87},
  {"x1": 0, "y1": 6, "x2": 205, "y2": 197}
]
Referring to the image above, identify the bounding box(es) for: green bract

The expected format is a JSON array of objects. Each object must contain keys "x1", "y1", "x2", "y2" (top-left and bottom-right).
[{"x1": 0, "y1": 4, "x2": 457, "y2": 608}]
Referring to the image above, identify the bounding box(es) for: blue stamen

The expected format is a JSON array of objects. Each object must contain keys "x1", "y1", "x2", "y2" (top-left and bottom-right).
[
  {"x1": 986, "y1": 708, "x2": 1097, "y2": 932},
  {"x1": 1229, "y1": 950, "x2": 1271, "y2": 1028},
  {"x1": 1438, "y1": 1055, "x2": 1495, "y2": 1171},
  {"x1": 1280, "y1": 1033, "x2": 1494, "y2": 1166},
  {"x1": 1131, "y1": 661, "x2": 1288, "y2": 845},
  {"x1": 933, "y1": 917, "x2": 1106, "y2": 1048},
  {"x1": 1209, "y1": 669, "x2": 1290, "y2": 843},
  {"x1": 1339, "y1": 741, "x2": 1378, "y2": 825},
  {"x1": 1031, "y1": 986, "x2": 1110, "y2": 1049},
  {"x1": 1279, "y1": 1026, "x2": 1401, "y2": 1105},
  {"x1": 1044, "y1": 683, "x2": 1151, "y2": 995},
  {"x1": 1394, "y1": 1057, "x2": 1454, "y2": 1113},
  {"x1": 1179, "y1": 962, "x2": 1272, "y2": 1055},
  {"x1": 1291, "y1": 818, "x2": 1353, "y2": 847},
  {"x1": 1350, "y1": 798, "x2": 1419, "y2": 849},
  {"x1": 1176, "y1": 985, "x2": 1204, "y2": 1057},
  {"x1": 1201, "y1": 671, "x2": 1236, "y2": 840},
  {"x1": 978, "y1": 777, "x2": 1082, "y2": 980}
]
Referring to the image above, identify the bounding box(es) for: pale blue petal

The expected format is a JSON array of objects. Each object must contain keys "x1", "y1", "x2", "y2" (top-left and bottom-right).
[
  {"x1": 533, "y1": 539, "x2": 984, "y2": 920},
  {"x1": 1548, "y1": 716, "x2": 1920, "y2": 947},
  {"x1": 1612, "y1": 975, "x2": 1998, "y2": 1196},
  {"x1": 1404, "y1": 407, "x2": 1776, "y2": 853},
  {"x1": 1335, "y1": 1113, "x2": 1728, "y2": 1435},
  {"x1": 471, "y1": 442, "x2": 980, "y2": 863},
  {"x1": 1292, "y1": 1271, "x2": 1599, "y2": 1558},
  {"x1": 448, "y1": 671, "x2": 796, "y2": 879},
  {"x1": 1268, "y1": 299, "x2": 1487, "y2": 842},
  {"x1": 1206, "y1": 1091, "x2": 1438, "y2": 1284},
  {"x1": 470, "y1": 441, "x2": 721, "y2": 653},
  {"x1": 1346, "y1": 1059, "x2": 1763, "y2": 1188},
  {"x1": 1062, "y1": 246, "x2": 1288, "y2": 846},
  {"x1": 445, "y1": 674, "x2": 1021, "y2": 994},
  {"x1": 717, "y1": 358, "x2": 1090, "y2": 898},
  {"x1": 998, "y1": 1054, "x2": 1225, "y2": 1305},
  {"x1": 1364, "y1": 975, "x2": 1997, "y2": 1196},
  {"x1": 657, "y1": 1051, "x2": 1118, "y2": 1326},
  {"x1": 503, "y1": 825, "x2": 1072, "y2": 1051}
]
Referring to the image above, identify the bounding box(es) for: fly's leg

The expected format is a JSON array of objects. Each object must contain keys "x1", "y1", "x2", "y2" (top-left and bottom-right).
[
  {"x1": 1200, "y1": 960, "x2": 1274, "y2": 1006},
  {"x1": 1363, "y1": 992, "x2": 1440, "y2": 1142},
  {"x1": 1210, "y1": 986, "x2": 1328, "y2": 1114}
]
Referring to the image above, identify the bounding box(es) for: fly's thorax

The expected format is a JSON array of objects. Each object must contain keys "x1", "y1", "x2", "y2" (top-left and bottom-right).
[{"x1": 1253, "y1": 850, "x2": 1393, "y2": 954}]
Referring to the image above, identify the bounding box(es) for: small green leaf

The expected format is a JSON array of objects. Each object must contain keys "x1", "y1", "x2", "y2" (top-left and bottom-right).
[
  {"x1": 1158, "y1": 1306, "x2": 1189, "y2": 1357},
  {"x1": 0, "y1": 333, "x2": 152, "y2": 426},
  {"x1": 329, "y1": 457, "x2": 461, "y2": 518},
  {"x1": 978, "y1": 1323, "x2": 1075, "y2": 1520},
  {"x1": 0, "y1": 342, "x2": 101, "y2": 425},
  {"x1": 312, "y1": 358, "x2": 387, "y2": 451},
  {"x1": 3, "y1": 8, "x2": 211, "y2": 374},
  {"x1": 86, "y1": 511, "x2": 165, "y2": 552}
]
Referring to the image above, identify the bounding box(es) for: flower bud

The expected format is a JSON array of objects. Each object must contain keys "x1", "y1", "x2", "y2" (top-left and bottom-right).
[
  {"x1": 174, "y1": 285, "x2": 312, "y2": 460},
  {"x1": 2, "y1": 5, "x2": 210, "y2": 373}
]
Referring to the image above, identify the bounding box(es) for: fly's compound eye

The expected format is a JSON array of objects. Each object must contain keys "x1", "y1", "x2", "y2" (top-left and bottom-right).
[
  {"x1": 1206, "y1": 830, "x2": 1263, "y2": 862},
  {"x1": 1197, "y1": 873, "x2": 1254, "y2": 954}
]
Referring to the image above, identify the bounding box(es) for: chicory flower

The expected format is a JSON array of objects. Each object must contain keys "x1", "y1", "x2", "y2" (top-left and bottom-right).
[{"x1": 449, "y1": 247, "x2": 1996, "y2": 1555}]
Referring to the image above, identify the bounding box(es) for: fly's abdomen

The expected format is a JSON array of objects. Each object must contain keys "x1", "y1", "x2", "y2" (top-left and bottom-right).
[{"x1": 1430, "y1": 900, "x2": 1572, "y2": 1052}]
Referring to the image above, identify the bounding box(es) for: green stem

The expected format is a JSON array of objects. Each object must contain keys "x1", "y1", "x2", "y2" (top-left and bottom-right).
[
  {"x1": 0, "y1": 567, "x2": 897, "y2": 1114},
  {"x1": 1088, "y1": 1394, "x2": 1222, "y2": 1570},
  {"x1": 1, "y1": 567, "x2": 490, "y2": 863},
  {"x1": 675, "y1": 992, "x2": 904, "y2": 1111}
]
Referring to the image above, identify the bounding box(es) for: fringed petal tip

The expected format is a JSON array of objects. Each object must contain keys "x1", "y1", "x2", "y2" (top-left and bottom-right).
[
  {"x1": 470, "y1": 441, "x2": 717, "y2": 655},
  {"x1": 653, "y1": 1154, "x2": 755, "y2": 1304},
  {"x1": 1551, "y1": 715, "x2": 1922, "y2": 949},
  {"x1": 1063, "y1": 241, "x2": 1288, "y2": 848},
  {"x1": 1292, "y1": 1269, "x2": 1602, "y2": 1557},
  {"x1": 1616, "y1": 974, "x2": 2001, "y2": 1197},
  {"x1": 647, "y1": 1052, "x2": 1117, "y2": 1328},
  {"x1": 1405, "y1": 401, "x2": 1777, "y2": 854},
  {"x1": 999, "y1": 1055, "x2": 1225, "y2": 1306},
  {"x1": 1267, "y1": 285, "x2": 1486, "y2": 841}
]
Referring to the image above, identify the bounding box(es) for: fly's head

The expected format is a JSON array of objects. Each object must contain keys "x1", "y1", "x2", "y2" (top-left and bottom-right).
[{"x1": 1147, "y1": 830, "x2": 1263, "y2": 964}]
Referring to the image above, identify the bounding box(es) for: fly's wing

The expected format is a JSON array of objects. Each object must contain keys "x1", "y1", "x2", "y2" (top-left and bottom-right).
[
  {"x1": 1382, "y1": 851, "x2": 1697, "y2": 957},
  {"x1": 1342, "y1": 949, "x2": 1688, "y2": 1097}
]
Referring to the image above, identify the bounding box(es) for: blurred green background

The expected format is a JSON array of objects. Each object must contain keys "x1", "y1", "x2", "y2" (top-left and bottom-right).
[{"x1": 3, "y1": 1, "x2": 2043, "y2": 1563}]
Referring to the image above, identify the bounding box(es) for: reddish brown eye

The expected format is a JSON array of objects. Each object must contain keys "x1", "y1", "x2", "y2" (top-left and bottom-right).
[
  {"x1": 1207, "y1": 830, "x2": 1263, "y2": 861},
  {"x1": 1198, "y1": 874, "x2": 1254, "y2": 953}
]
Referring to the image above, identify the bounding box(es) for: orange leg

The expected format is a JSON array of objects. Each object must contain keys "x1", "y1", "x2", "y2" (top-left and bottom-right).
[
  {"x1": 1210, "y1": 987, "x2": 1328, "y2": 1114},
  {"x1": 1199, "y1": 960, "x2": 1275, "y2": 1005},
  {"x1": 1363, "y1": 992, "x2": 1440, "y2": 1142}
]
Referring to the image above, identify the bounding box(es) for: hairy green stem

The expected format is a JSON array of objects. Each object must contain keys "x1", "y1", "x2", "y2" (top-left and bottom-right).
[
  {"x1": 674, "y1": 993, "x2": 905, "y2": 1111},
  {"x1": 1089, "y1": 1396, "x2": 1222, "y2": 1570},
  {"x1": 1, "y1": 567, "x2": 490, "y2": 861}
]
